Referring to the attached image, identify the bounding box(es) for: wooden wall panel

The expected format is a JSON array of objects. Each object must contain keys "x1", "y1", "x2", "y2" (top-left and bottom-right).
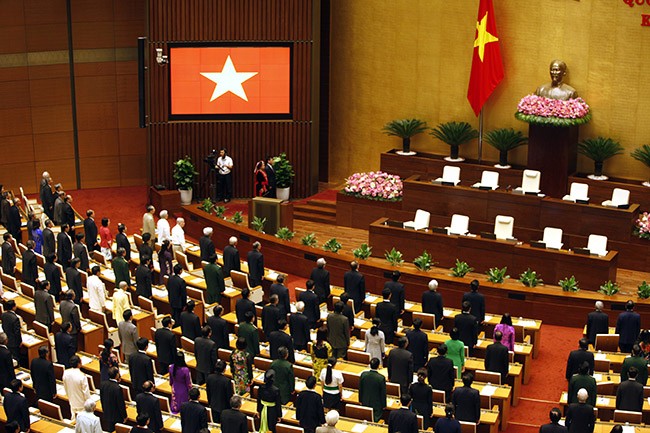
[
  {"x1": 78, "y1": 130, "x2": 119, "y2": 157},
  {"x1": 0, "y1": 163, "x2": 37, "y2": 192},
  {"x1": 33, "y1": 132, "x2": 74, "y2": 161},
  {"x1": 0, "y1": 26, "x2": 27, "y2": 53},
  {"x1": 79, "y1": 156, "x2": 121, "y2": 188},
  {"x1": 1, "y1": 136, "x2": 35, "y2": 164},
  {"x1": 29, "y1": 78, "x2": 71, "y2": 107},
  {"x1": 31, "y1": 105, "x2": 73, "y2": 134},
  {"x1": 0, "y1": 108, "x2": 33, "y2": 137},
  {"x1": 0, "y1": 81, "x2": 31, "y2": 109}
]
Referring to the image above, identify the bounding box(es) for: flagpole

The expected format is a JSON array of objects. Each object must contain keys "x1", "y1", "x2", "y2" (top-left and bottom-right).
[{"x1": 478, "y1": 108, "x2": 484, "y2": 163}]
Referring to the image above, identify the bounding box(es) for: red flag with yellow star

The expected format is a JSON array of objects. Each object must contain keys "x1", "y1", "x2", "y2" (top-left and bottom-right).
[{"x1": 467, "y1": 0, "x2": 504, "y2": 116}]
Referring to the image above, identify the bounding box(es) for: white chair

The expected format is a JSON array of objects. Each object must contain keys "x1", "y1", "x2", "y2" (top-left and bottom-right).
[
  {"x1": 231, "y1": 270, "x2": 264, "y2": 304},
  {"x1": 446, "y1": 214, "x2": 469, "y2": 236},
  {"x1": 434, "y1": 165, "x2": 461, "y2": 185},
  {"x1": 562, "y1": 182, "x2": 590, "y2": 202},
  {"x1": 403, "y1": 209, "x2": 431, "y2": 231},
  {"x1": 602, "y1": 188, "x2": 630, "y2": 207},
  {"x1": 515, "y1": 169, "x2": 541, "y2": 194},
  {"x1": 472, "y1": 170, "x2": 499, "y2": 190},
  {"x1": 542, "y1": 227, "x2": 563, "y2": 250},
  {"x1": 493, "y1": 215, "x2": 514, "y2": 240},
  {"x1": 587, "y1": 234, "x2": 608, "y2": 256}
]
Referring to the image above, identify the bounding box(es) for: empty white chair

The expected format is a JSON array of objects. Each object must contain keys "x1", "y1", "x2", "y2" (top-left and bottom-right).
[
  {"x1": 562, "y1": 182, "x2": 590, "y2": 202},
  {"x1": 587, "y1": 234, "x2": 608, "y2": 256},
  {"x1": 542, "y1": 227, "x2": 563, "y2": 249},
  {"x1": 403, "y1": 209, "x2": 431, "y2": 231},
  {"x1": 434, "y1": 166, "x2": 461, "y2": 186},
  {"x1": 515, "y1": 169, "x2": 541, "y2": 194},
  {"x1": 602, "y1": 188, "x2": 630, "y2": 207},
  {"x1": 446, "y1": 214, "x2": 469, "y2": 236},
  {"x1": 493, "y1": 215, "x2": 514, "y2": 240},
  {"x1": 472, "y1": 170, "x2": 499, "y2": 190}
]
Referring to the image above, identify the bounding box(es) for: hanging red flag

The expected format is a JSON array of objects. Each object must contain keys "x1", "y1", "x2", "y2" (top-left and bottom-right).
[{"x1": 467, "y1": 0, "x2": 504, "y2": 116}]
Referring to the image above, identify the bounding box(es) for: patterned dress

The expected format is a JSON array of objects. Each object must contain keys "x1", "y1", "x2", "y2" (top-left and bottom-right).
[
  {"x1": 311, "y1": 341, "x2": 332, "y2": 378},
  {"x1": 230, "y1": 349, "x2": 253, "y2": 395}
]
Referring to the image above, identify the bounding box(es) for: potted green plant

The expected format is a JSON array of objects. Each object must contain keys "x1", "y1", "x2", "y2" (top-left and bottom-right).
[
  {"x1": 631, "y1": 144, "x2": 650, "y2": 187},
  {"x1": 430, "y1": 121, "x2": 478, "y2": 162},
  {"x1": 484, "y1": 128, "x2": 528, "y2": 169},
  {"x1": 578, "y1": 137, "x2": 623, "y2": 180},
  {"x1": 173, "y1": 155, "x2": 199, "y2": 205},
  {"x1": 382, "y1": 118, "x2": 428, "y2": 156},
  {"x1": 274, "y1": 152, "x2": 295, "y2": 201}
]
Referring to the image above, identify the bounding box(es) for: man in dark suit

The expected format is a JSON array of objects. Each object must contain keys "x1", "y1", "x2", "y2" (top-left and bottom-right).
[
  {"x1": 0, "y1": 333, "x2": 17, "y2": 390},
  {"x1": 387, "y1": 337, "x2": 414, "y2": 394},
  {"x1": 139, "y1": 233, "x2": 154, "y2": 259},
  {"x1": 136, "y1": 381, "x2": 164, "y2": 433},
  {"x1": 289, "y1": 302, "x2": 310, "y2": 351},
  {"x1": 344, "y1": 261, "x2": 365, "y2": 312},
  {"x1": 199, "y1": 227, "x2": 216, "y2": 262},
  {"x1": 565, "y1": 338, "x2": 594, "y2": 381},
  {"x1": 269, "y1": 275, "x2": 291, "y2": 316},
  {"x1": 565, "y1": 388, "x2": 595, "y2": 433},
  {"x1": 167, "y1": 264, "x2": 187, "y2": 325},
  {"x1": 568, "y1": 361, "x2": 596, "y2": 406},
  {"x1": 268, "y1": 319, "x2": 295, "y2": 362},
  {"x1": 84, "y1": 209, "x2": 100, "y2": 252},
  {"x1": 34, "y1": 280, "x2": 55, "y2": 331},
  {"x1": 21, "y1": 240, "x2": 38, "y2": 288},
  {"x1": 55, "y1": 322, "x2": 77, "y2": 368},
  {"x1": 388, "y1": 394, "x2": 418, "y2": 433},
  {"x1": 180, "y1": 387, "x2": 208, "y2": 433},
  {"x1": 65, "y1": 258, "x2": 83, "y2": 304},
  {"x1": 462, "y1": 279, "x2": 485, "y2": 325},
  {"x1": 262, "y1": 294, "x2": 282, "y2": 337},
  {"x1": 616, "y1": 366, "x2": 644, "y2": 412},
  {"x1": 235, "y1": 287, "x2": 256, "y2": 325},
  {"x1": 247, "y1": 241, "x2": 264, "y2": 287},
  {"x1": 295, "y1": 375, "x2": 326, "y2": 433},
  {"x1": 73, "y1": 232, "x2": 89, "y2": 272},
  {"x1": 265, "y1": 155, "x2": 277, "y2": 198},
  {"x1": 223, "y1": 236, "x2": 241, "y2": 277},
  {"x1": 621, "y1": 344, "x2": 649, "y2": 385},
  {"x1": 206, "y1": 360, "x2": 233, "y2": 423},
  {"x1": 61, "y1": 195, "x2": 75, "y2": 229},
  {"x1": 585, "y1": 300, "x2": 609, "y2": 346},
  {"x1": 2, "y1": 233, "x2": 16, "y2": 277},
  {"x1": 2, "y1": 300, "x2": 22, "y2": 360},
  {"x1": 129, "y1": 338, "x2": 155, "y2": 396},
  {"x1": 40, "y1": 173, "x2": 55, "y2": 219},
  {"x1": 359, "y1": 358, "x2": 387, "y2": 423},
  {"x1": 485, "y1": 331, "x2": 510, "y2": 383},
  {"x1": 100, "y1": 367, "x2": 128, "y2": 432},
  {"x1": 309, "y1": 258, "x2": 330, "y2": 304},
  {"x1": 115, "y1": 223, "x2": 131, "y2": 261},
  {"x1": 298, "y1": 280, "x2": 320, "y2": 329},
  {"x1": 180, "y1": 300, "x2": 201, "y2": 341},
  {"x1": 376, "y1": 288, "x2": 399, "y2": 344},
  {"x1": 44, "y1": 253, "x2": 62, "y2": 301},
  {"x1": 3, "y1": 379, "x2": 30, "y2": 432},
  {"x1": 154, "y1": 317, "x2": 177, "y2": 374},
  {"x1": 59, "y1": 290, "x2": 81, "y2": 346},
  {"x1": 539, "y1": 408, "x2": 568, "y2": 433},
  {"x1": 385, "y1": 270, "x2": 405, "y2": 313},
  {"x1": 31, "y1": 346, "x2": 56, "y2": 402},
  {"x1": 451, "y1": 372, "x2": 481, "y2": 423},
  {"x1": 422, "y1": 279, "x2": 444, "y2": 326},
  {"x1": 207, "y1": 305, "x2": 230, "y2": 350},
  {"x1": 57, "y1": 223, "x2": 73, "y2": 269},
  {"x1": 454, "y1": 301, "x2": 478, "y2": 356},
  {"x1": 327, "y1": 301, "x2": 350, "y2": 359},
  {"x1": 340, "y1": 292, "x2": 355, "y2": 327},
  {"x1": 405, "y1": 318, "x2": 428, "y2": 370},
  {"x1": 220, "y1": 395, "x2": 249, "y2": 433},
  {"x1": 426, "y1": 343, "x2": 455, "y2": 402},
  {"x1": 7, "y1": 198, "x2": 22, "y2": 242},
  {"x1": 135, "y1": 256, "x2": 153, "y2": 299},
  {"x1": 42, "y1": 219, "x2": 56, "y2": 257},
  {"x1": 195, "y1": 326, "x2": 218, "y2": 385},
  {"x1": 616, "y1": 300, "x2": 641, "y2": 353}
]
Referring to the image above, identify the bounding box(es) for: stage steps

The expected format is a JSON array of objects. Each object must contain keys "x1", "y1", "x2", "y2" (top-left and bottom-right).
[{"x1": 293, "y1": 199, "x2": 336, "y2": 224}]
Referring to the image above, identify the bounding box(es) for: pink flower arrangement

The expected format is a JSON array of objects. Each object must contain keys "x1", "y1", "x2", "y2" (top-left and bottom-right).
[
  {"x1": 343, "y1": 171, "x2": 403, "y2": 202},
  {"x1": 515, "y1": 94, "x2": 591, "y2": 127},
  {"x1": 634, "y1": 212, "x2": 650, "y2": 240}
]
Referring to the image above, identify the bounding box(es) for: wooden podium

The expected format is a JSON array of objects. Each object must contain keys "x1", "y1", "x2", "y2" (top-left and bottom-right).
[
  {"x1": 526, "y1": 124, "x2": 579, "y2": 198},
  {"x1": 248, "y1": 197, "x2": 293, "y2": 235}
]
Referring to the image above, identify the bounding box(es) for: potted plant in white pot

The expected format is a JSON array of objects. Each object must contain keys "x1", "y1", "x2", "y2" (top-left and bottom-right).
[
  {"x1": 484, "y1": 128, "x2": 528, "y2": 169},
  {"x1": 430, "y1": 121, "x2": 478, "y2": 162},
  {"x1": 382, "y1": 118, "x2": 428, "y2": 156},
  {"x1": 173, "y1": 155, "x2": 199, "y2": 205},
  {"x1": 631, "y1": 144, "x2": 650, "y2": 187},
  {"x1": 274, "y1": 152, "x2": 295, "y2": 201},
  {"x1": 578, "y1": 136, "x2": 623, "y2": 180}
]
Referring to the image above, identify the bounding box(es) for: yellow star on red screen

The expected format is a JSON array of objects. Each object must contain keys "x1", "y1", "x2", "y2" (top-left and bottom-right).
[
  {"x1": 474, "y1": 12, "x2": 499, "y2": 62},
  {"x1": 200, "y1": 55, "x2": 258, "y2": 102}
]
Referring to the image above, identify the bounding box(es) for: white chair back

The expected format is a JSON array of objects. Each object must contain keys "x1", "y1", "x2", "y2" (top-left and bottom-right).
[
  {"x1": 520, "y1": 169, "x2": 541, "y2": 193},
  {"x1": 610, "y1": 188, "x2": 630, "y2": 206},
  {"x1": 480, "y1": 171, "x2": 499, "y2": 189},
  {"x1": 587, "y1": 234, "x2": 608, "y2": 256},
  {"x1": 493, "y1": 215, "x2": 514, "y2": 240},
  {"x1": 404, "y1": 209, "x2": 431, "y2": 231},
  {"x1": 447, "y1": 214, "x2": 469, "y2": 236},
  {"x1": 442, "y1": 166, "x2": 461, "y2": 184},
  {"x1": 569, "y1": 182, "x2": 589, "y2": 201},
  {"x1": 542, "y1": 227, "x2": 563, "y2": 250}
]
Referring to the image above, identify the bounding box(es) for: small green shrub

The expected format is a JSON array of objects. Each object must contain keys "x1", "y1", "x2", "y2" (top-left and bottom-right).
[
  {"x1": 251, "y1": 216, "x2": 266, "y2": 232},
  {"x1": 198, "y1": 198, "x2": 214, "y2": 213},
  {"x1": 486, "y1": 267, "x2": 509, "y2": 284},
  {"x1": 323, "y1": 238, "x2": 342, "y2": 253},
  {"x1": 638, "y1": 281, "x2": 650, "y2": 299},
  {"x1": 275, "y1": 227, "x2": 295, "y2": 241},
  {"x1": 558, "y1": 276, "x2": 580, "y2": 292},
  {"x1": 598, "y1": 280, "x2": 620, "y2": 296},
  {"x1": 413, "y1": 250, "x2": 436, "y2": 272},
  {"x1": 450, "y1": 259, "x2": 473, "y2": 277},
  {"x1": 384, "y1": 248, "x2": 404, "y2": 266},
  {"x1": 300, "y1": 233, "x2": 317, "y2": 247},
  {"x1": 214, "y1": 205, "x2": 226, "y2": 218},
  {"x1": 519, "y1": 268, "x2": 543, "y2": 287},
  {"x1": 230, "y1": 211, "x2": 243, "y2": 225},
  {"x1": 353, "y1": 243, "x2": 372, "y2": 260}
]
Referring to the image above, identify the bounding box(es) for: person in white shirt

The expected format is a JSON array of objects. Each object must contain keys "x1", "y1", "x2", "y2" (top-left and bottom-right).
[
  {"x1": 75, "y1": 399, "x2": 102, "y2": 433},
  {"x1": 156, "y1": 210, "x2": 171, "y2": 244},
  {"x1": 63, "y1": 355, "x2": 90, "y2": 418},
  {"x1": 112, "y1": 281, "x2": 131, "y2": 326},
  {"x1": 216, "y1": 148, "x2": 234, "y2": 202},
  {"x1": 87, "y1": 266, "x2": 107, "y2": 311},
  {"x1": 171, "y1": 218, "x2": 186, "y2": 253}
]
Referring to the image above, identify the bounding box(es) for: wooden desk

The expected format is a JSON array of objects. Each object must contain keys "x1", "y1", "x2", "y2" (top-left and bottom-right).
[{"x1": 560, "y1": 391, "x2": 650, "y2": 424}]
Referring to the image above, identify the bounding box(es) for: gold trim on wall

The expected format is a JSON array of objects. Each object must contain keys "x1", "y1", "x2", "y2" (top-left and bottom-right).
[{"x1": 0, "y1": 48, "x2": 137, "y2": 68}]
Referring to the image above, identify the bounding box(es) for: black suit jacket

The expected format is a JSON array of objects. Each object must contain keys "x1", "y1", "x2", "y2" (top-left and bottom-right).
[
  {"x1": 181, "y1": 311, "x2": 202, "y2": 341},
  {"x1": 135, "y1": 264, "x2": 153, "y2": 299},
  {"x1": 220, "y1": 409, "x2": 248, "y2": 433},
  {"x1": 0, "y1": 346, "x2": 16, "y2": 389},
  {"x1": 139, "y1": 244, "x2": 153, "y2": 261},
  {"x1": 154, "y1": 327, "x2": 177, "y2": 366},
  {"x1": 129, "y1": 351, "x2": 154, "y2": 395},
  {"x1": 100, "y1": 379, "x2": 127, "y2": 430},
  {"x1": 388, "y1": 407, "x2": 418, "y2": 433},
  {"x1": 59, "y1": 299, "x2": 81, "y2": 335},
  {"x1": 384, "y1": 280, "x2": 405, "y2": 312},
  {"x1": 22, "y1": 248, "x2": 37, "y2": 286},
  {"x1": 451, "y1": 385, "x2": 481, "y2": 423},
  {"x1": 268, "y1": 330, "x2": 295, "y2": 362},
  {"x1": 289, "y1": 313, "x2": 310, "y2": 347},
  {"x1": 405, "y1": 328, "x2": 429, "y2": 370},
  {"x1": 565, "y1": 348, "x2": 594, "y2": 381},
  {"x1": 116, "y1": 232, "x2": 131, "y2": 261},
  {"x1": 586, "y1": 311, "x2": 609, "y2": 345},
  {"x1": 454, "y1": 312, "x2": 478, "y2": 349},
  {"x1": 84, "y1": 217, "x2": 99, "y2": 250},
  {"x1": 31, "y1": 357, "x2": 56, "y2": 401},
  {"x1": 387, "y1": 347, "x2": 413, "y2": 389},
  {"x1": 422, "y1": 290, "x2": 444, "y2": 325},
  {"x1": 62, "y1": 202, "x2": 75, "y2": 228},
  {"x1": 195, "y1": 336, "x2": 217, "y2": 375},
  {"x1": 247, "y1": 249, "x2": 264, "y2": 287},
  {"x1": 235, "y1": 298, "x2": 256, "y2": 325},
  {"x1": 3, "y1": 391, "x2": 30, "y2": 431},
  {"x1": 2, "y1": 241, "x2": 16, "y2": 275},
  {"x1": 262, "y1": 304, "x2": 282, "y2": 336},
  {"x1": 616, "y1": 311, "x2": 642, "y2": 347},
  {"x1": 376, "y1": 300, "x2": 399, "y2": 343},
  {"x1": 1, "y1": 311, "x2": 22, "y2": 350},
  {"x1": 265, "y1": 164, "x2": 277, "y2": 196},
  {"x1": 270, "y1": 283, "x2": 291, "y2": 316},
  {"x1": 485, "y1": 342, "x2": 510, "y2": 382},
  {"x1": 199, "y1": 235, "x2": 216, "y2": 262},
  {"x1": 344, "y1": 270, "x2": 365, "y2": 311},
  {"x1": 167, "y1": 275, "x2": 187, "y2": 310},
  {"x1": 462, "y1": 291, "x2": 485, "y2": 323},
  {"x1": 180, "y1": 400, "x2": 208, "y2": 433},
  {"x1": 295, "y1": 389, "x2": 326, "y2": 431},
  {"x1": 73, "y1": 242, "x2": 89, "y2": 271},
  {"x1": 539, "y1": 423, "x2": 568, "y2": 433},
  {"x1": 298, "y1": 290, "x2": 320, "y2": 328},
  {"x1": 616, "y1": 379, "x2": 644, "y2": 412},
  {"x1": 565, "y1": 402, "x2": 595, "y2": 433},
  {"x1": 57, "y1": 231, "x2": 72, "y2": 268},
  {"x1": 7, "y1": 206, "x2": 21, "y2": 240},
  {"x1": 206, "y1": 372, "x2": 233, "y2": 421},
  {"x1": 65, "y1": 266, "x2": 83, "y2": 303},
  {"x1": 207, "y1": 315, "x2": 230, "y2": 350},
  {"x1": 44, "y1": 262, "x2": 62, "y2": 300},
  {"x1": 426, "y1": 355, "x2": 455, "y2": 396},
  {"x1": 55, "y1": 331, "x2": 76, "y2": 368},
  {"x1": 223, "y1": 245, "x2": 240, "y2": 277},
  {"x1": 136, "y1": 392, "x2": 164, "y2": 433},
  {"x1": 309, "y1": 267, "x2": 331, "y2": 303},
  {"x1": 42, "y1": 228, "x2": 55, "y2": 257}
]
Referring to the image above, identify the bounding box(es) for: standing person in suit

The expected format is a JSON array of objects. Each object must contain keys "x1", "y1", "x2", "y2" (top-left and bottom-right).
[
  {"x1": 139, "y1": 233, "x2": 154, "y2": 259},
  {"x1": 112, "y1": 282, "x2": 132, "y2": 327},
  {"x1": 237, "y1": 311, "x2": 260, "y2": 356},
  {"x1": 616, "y1": 366, "x2": 644, "y2": 412},
  {"x1": 270, "y1": 275, "x2": 290, "y2": 317},
  {"x1": 434, "y1": 404, "x2": 462, "y2": 433},
  {"x1": 565, "y1": 388, "x2": 595, "y2": 433},
  {"x1": 75, "y1": 399, "x2": 103, "y2": 433},
  {"x1": 62, "y1": 356, "x2": 91, "y2": 418},
  {"x1": 406, "y1": 318, "x2": 429, "y2": 370},
  {"x1": 154, "y1": 317, "x2": 176, "y2": 374},
  {"x1": 409, "y1": 368, "x2": 434, "y2": 429},
  {"x1": 0, "y1": 333, "x2": 17, "y2": 391},
  {"x1": 426, "y1": 343, "x2": 456, "y2": 402},
  {"x1": 44, "y1": 253, "x2": 62, "y2": 301},
  {"x1": 376, "y1": 288, "x2": 399, "y2": 345},
  {"x1": 2, "y1": 233, "x2": 16, "y2": 276},
  {"x1": 55, "y1": 322, "x2": 76, "y2": 368},
  {"x1": 167, "y1": 264, "x2": 187, "y2": 326},
  {"x1": 112, "y1": 247, "x2": 131, "y2": 288},
  {"x1": 3, "y1": 379, "x2": 30, "y2": 432},
  {"x1": 180, "y1": 388, "x2": 208, "y2": 433},
  {"x1": 616, "y1": 300, "x2": 641, "y2": 353},
  {"x1": 422, "y1": 279, "x2": 444, "y2": 326},
  {"x1": 199, "y1": 227, "x2": 216, "y2": 262},
  {"x1": 265, "y1": 155, "x2": 277, "y2": 198},
  {"x1": 7, "y1": 198, "x2": 22, "y2": 242},
  {"x1": 316, "y1": 410, "x2": 343, "y2": 433},
  {"x1": 387, "y1": 337, "x2": 414, "y2": 394},
  {"x1": 86, "y1": 265, "x2": 105, "y2": 311},
  {"x1": 66, "y1": 258, "x2": 83, "y2": 305},
  {"x1": 621, "y1": 344, "x2": 649, "y2": 385},
  {"x1": 385, "y1": 270, "x2": 405, "y2": 313},
  {"x1": 115, "y1": 223, "x2": 131, "y2": 261},
  {"x1": 142, "y1": 205, "x2": 156, "y2": 247},
  {"x1": 223, "y1": 236, "x2": 241, "y2": 277},
  {"x1": 586, "y1": 301, "x2": 609, "y2": 346},
  {"x1": 270, "y1": 346, "x2": 295, "y2": 404},
  {"x1": 100, "y1": 367, "x2": 128, "y2": 432},
  {"x1": 451, "y1": 372, "x2": 481, "y2": 423},
  {"x1": 131, "y1": 413, "x2": 152, "y2": 433},
  {"x1": 2, "y1": 300, "x2": 22, "y2": 360},
  {"x1": 359, "y1": 358, "x2": 387, "y2": 422},
  {"x1": 565, "y1": 338, "x2": 594, "y2": 381},
  {"x1": 268, "y1": 319, "x2": 295, "y2": 362},
  {"x1": 61, "y1": 195, "x2": 75, "y2": 229},
  {"x1": 207, "y1": 305, "x2": 229, "y2": 350},
  {"x1": 206, "y1": 360, "x2": 233, "y2": 423},
  {"x1": 57, "y1": 224, "x2": 73, "y2": 269},
  {"x1": 462, "y1": 279, "x2": 485, "y2": 325},
  {"x1": 21, "y1": 240, "x2": 38, "y2": 288},
  {"x1": 235, "y1": 287, "x2": 256, "y2": 325},
  {"x1": 118, "y1": 309, "x2": 139, "y2": 361},
  {"x1": 289, "y1": 301, "x2": 310, "y2": 351},
  {"x1": 129, "y1": 338, "x2": 155, "y2": 396},
  {"x1": 34, "y1": 281, "x2": 55, "y2": 331},
  {"x1": 31, "y1": 346, "x2": 56, "y2": 402},
  {"x1": 73, "y1": 232, "x2": 89, "y2": 272},
  {"x1": 180, "y1": 300, "x2": 201, "y2": 341},
  {"x1": 485, "y1": 331, "x2": 510, "y2": 383},
  {"x1": 327, "y1": 302, "x2": 350, "y2": 359},
  {"x1": 84, "y1": 209, "x2": 100, "y2": 252},
  {"x1": 135, "y1": 256, "x2": 153, "y2": 299},
  {"x1": 539, "y1": 408, "x2": 568, "y2": 433},
  {"x1": 60, "y1": 290, "x2": 81, "y2": 346},
  {"x1": 310, "y1": 258, "x2": 331, "y2": 304},
  {"x1": 195, "y1": 326, "x2": 218, "y2": 385},
  {"x1": 220, "y1": 395, "x2": 249, "y2": 433},
  {"x1": 299, "y1": 280, "x2": 320, "y2": 329},
  {"x1": 203, "y1": 254, "x2": 225, "y2": 304},
  {"x1": 262, "y1": 294, "x2": 282, "y2": 338},
  {"x1": 42, "y1": 219, "x2": 56, "y2": 258},
  {"x1": 295, "y1": 375, "x2": 326, "y2": 433},
  {"x1": 340, "y1": 292, "x2": 355, "y2": 328},
  {"x1": 247, "y1": 241, "x2": 264, "y2": 287},
  {"x1": 388, "y1": 394, "x2": 419, "y2": 433},
  {"x1": 40, "y1": 172, "x2": 55, "y2": 219},
  {"x1": 343, "y1": 261, "x2": 365, "y2": 312},
  {"x1": 568, "y1": 361, "x2": 597, "y2": 406},
  {"x1": 454, "y1": 301, "x2": 478, "y2": 356}
]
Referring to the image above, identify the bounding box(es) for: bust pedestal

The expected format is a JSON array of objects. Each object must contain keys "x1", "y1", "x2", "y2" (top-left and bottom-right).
[{"x1": 527, "y1": 125, "x2": 579, "y2": 198}]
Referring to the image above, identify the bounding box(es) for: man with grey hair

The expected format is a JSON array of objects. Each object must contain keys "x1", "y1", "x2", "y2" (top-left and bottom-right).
[
  {"x1": 199, "y1": 227, "x2": 216, "y2": 261},
  {"x1": 220, "y1": 394, "x2": 248, "y2": 433},
  {"x1": 422, "y1": 279, "x2": 443, "y2": 326},
  {"x1": 247, "y1": 241, "x2": 264, "y2": 287},
  {"x1": 171, "y1": 217, "x2": 186, "y2": 252},
  {"x1": 290, "y1": 301, "x2": 310, "y2": 351},
  {"x1": 310, "y1": 258, "x2": 330, "y2": 304},
  {"x1": 316, "y1": 410, "x2": 342, "y2": 433},
  {"x1": 0, "y1": 332, "x2": 16, "y2": 390},
  {"x1": 75, "y1": 399, "x2": 102, "y2": 433},
  {"x1": 586, "y1": 300, "x2": 608, "y2": 346},
  {"x1": 223, "y1": 236, "x2": 241, "y2": 277},
  {"x1": 565, "y1": 388, "x2": 595, "y2": 433},
  {"x1": 156, "y1": 210, "x2": 171, "y2": 243}
]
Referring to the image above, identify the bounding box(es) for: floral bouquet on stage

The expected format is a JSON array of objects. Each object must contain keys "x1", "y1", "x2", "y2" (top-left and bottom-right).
[
  {"x1": 515, "y1": 94, "x2": 591, "y2": 127},
  {"x1": 634, "y1": 212, "x2": 650, "y2": 240},
  {"x1": 343, "y1": 171, "x2": 403, "y2": 202}
]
